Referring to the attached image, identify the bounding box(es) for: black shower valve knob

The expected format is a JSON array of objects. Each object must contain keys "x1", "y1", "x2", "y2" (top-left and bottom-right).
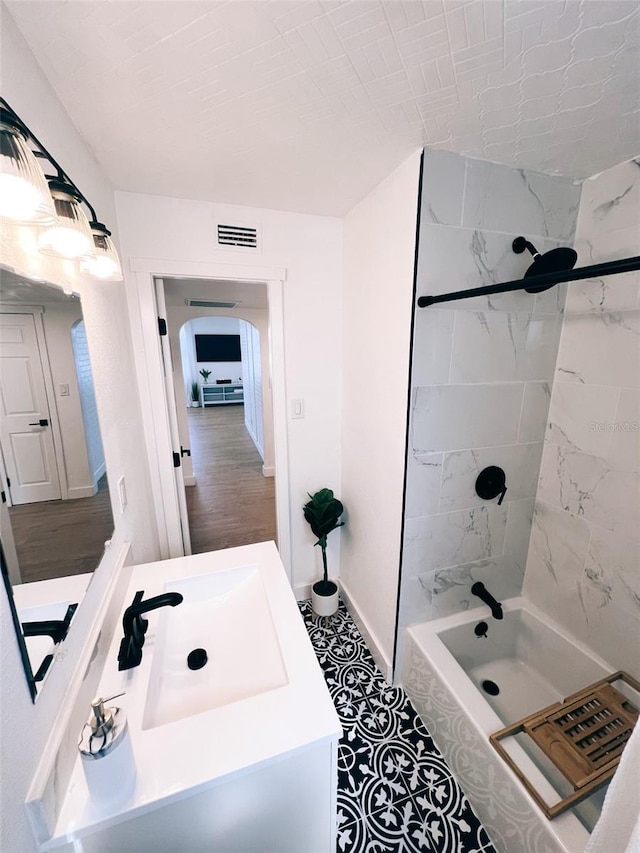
[{"x1": 475, "y1": 466, "x2": 507, "y2": 505}]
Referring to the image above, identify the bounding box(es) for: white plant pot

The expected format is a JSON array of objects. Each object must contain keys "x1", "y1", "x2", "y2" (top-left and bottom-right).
[{"x1": 311, "y1": 580, "x2": 339, "y2": 617}]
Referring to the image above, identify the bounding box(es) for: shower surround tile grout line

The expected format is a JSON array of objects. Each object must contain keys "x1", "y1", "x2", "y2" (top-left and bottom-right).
[{"x1": 299, "y1": 599, "x2": 498, "y2": 853}]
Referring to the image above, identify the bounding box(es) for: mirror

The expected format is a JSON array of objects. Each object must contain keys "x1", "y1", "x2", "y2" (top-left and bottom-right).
[{"x1": 0, "y1": 267, "x2": 114, "y2": 698}]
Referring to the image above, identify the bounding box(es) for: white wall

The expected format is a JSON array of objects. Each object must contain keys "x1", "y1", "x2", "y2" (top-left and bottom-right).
[
  {"x1": 240, "y1": 320, "x2": 265, "y2": 461},
  {"x1": 340, "y1": 150, "x2": 422, "y2": 676},
  {"x1": 182, "y1": 316, "x2": 243, "y2": 389},
  {"x1": 523, "y1": 158, "x2": 640, "y2": 679},
  {"x1": 0, "y1": 9, "x2": 158, "y2": 853},
  {"x1": 71, "y1": 319, "x2": 105, "y2": 485},
  {"x1": 115, "y1": 192, "x2": 343, "y2": 590},
  {"x1": 41, "y1": 302, "x2": 96, "y2": 497}
]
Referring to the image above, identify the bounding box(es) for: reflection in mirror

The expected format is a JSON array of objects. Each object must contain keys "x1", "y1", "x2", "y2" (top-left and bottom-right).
[{"x1": 0, "y1": 267, "x2": 114, "y2": 698}]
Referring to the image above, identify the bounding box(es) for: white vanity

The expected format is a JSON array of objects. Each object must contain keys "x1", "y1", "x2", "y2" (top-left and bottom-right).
[{"x1": 26, "y1": 542, "x2": 341, "y2": 853}]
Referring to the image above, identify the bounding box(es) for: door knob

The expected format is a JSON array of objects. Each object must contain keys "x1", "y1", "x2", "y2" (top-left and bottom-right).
[{"x1": 28, "y1": 418, "x2": 49, "y2": 427}]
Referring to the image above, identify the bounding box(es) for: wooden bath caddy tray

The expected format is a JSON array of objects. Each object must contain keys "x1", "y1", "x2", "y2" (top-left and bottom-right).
[{"x1": 490, "y1": 671, "x2": 640, "y2": 819}]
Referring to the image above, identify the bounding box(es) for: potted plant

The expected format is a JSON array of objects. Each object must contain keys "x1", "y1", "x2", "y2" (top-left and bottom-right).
[
  {"x1": 190, "y1": 380, "x2": 200, "y2": 407},
  {"x1": 303, "y1": 488, "x2": 344, "y2": 617},
  {"x1": 199, "y1": 368, "x2": 212, "y2": 384}
]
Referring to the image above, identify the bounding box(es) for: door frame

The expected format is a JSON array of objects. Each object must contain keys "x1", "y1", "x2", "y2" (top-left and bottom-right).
[
  {"x1": 127, "y1": 258, "x2": 292, "y2": 580},
  {"x1": 154, "y1": 278, "x2": 192, "y2": 557},
  {"x1": 0, "y1": 305, "x2": 68, "y2": 504}
]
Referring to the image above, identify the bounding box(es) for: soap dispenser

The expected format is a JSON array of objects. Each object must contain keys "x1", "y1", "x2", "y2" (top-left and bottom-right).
[{"x1": 78, "y1": 694, "x2": 136, "y2": 807}]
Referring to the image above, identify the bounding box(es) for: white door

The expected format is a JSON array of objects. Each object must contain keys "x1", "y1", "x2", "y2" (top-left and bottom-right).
[
  {"x1": 154, "y1": 280, "x2": 192, "y2": 555},
  {"x1": 0, "y1": 314, "x2": 61, "y2": 504}
]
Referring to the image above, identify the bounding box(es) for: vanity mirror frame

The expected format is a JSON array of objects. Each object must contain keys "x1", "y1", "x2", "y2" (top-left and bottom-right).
[
  {"x1": 1, "y1": 542, "x2": 37, "y2": 701},
  {"x1": 0, "y1": 267, "x2": 114, "y2": 701}
]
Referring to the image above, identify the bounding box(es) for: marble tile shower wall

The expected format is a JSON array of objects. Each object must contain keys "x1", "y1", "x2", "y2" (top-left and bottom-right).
[
  {"x1": 398, "y1": 149, "x2": 580, "y2": 636},
  {"x1": 523, "y1": 157, "x2": 640, "y2": 680}
]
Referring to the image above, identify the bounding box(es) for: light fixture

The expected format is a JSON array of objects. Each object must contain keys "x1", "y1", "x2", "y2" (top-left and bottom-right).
[
  {"x1": 38, "y1": 180, "x2": 95, "y2": 260},
  {"x1": 0, "y1": 108, "x2": 57, "y2": 224},
  {"x1": 80, "y1": 221, "x2": 123, "y2": 280},
  {"x1": 0, "y1": 97, "x2": 123, "y2": 281}
]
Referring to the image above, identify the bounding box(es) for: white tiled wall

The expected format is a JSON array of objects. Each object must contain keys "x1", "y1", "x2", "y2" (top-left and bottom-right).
[
  {"x1": 397, "y1": 149, "x2": 580, "y2": 640},
  {"x1": 523, "y1": 158, "x2": 640, "y2": 680}
]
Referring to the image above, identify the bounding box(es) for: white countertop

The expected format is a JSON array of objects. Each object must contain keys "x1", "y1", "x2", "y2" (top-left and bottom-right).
[{"x1": 39, "y1": 542, "x2": 341, "y2": 850}]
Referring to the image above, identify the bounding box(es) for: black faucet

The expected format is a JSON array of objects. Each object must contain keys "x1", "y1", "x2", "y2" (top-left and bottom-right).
[
  {"x1": 117, "y1": 590, "x2": 183, "y2": 670},
  {"x1": 22, "y1": 602, "x2": 78, "y2": 644},
  {"x1": 471, "y1": 582, "x2": 503, "y2": 620}
]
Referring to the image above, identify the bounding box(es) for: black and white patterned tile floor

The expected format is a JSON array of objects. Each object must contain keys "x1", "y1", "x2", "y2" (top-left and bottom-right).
[{"x1": 298, "y1": 599, "x2": 498, "y2": 853}]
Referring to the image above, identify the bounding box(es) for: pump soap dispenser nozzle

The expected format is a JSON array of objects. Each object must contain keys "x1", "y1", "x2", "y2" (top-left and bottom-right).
[
  {"x1": 79, "y1": 692, "x2": 136, "y2": 808},
  {"x1": 90, "y1": 695, "x2": 116, "y2": 735}
]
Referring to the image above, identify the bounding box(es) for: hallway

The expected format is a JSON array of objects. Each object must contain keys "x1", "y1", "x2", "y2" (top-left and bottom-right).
[{"x1": 185, "y1": 405, "x2": 277, "y2": 554}]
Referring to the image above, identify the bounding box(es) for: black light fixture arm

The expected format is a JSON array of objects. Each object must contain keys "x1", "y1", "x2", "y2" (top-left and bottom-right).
[
  {"x1": 0, "y1": 96, "x2": 99, "y2": 224},
  {"x1": 418, "y1": 255, "x2": 640, "y2": 307}
]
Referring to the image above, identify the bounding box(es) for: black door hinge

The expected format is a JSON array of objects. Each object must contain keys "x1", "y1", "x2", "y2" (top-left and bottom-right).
[
  {"x1": 6, "y1": 477, "x2": 10, "y2": 488},
  {"x1": 158, "y1": 317, "x2": 168, "y2": 336},
  {"x1": 1, "y1": 491, "x2": 5, "y2": 504},
  {"x1": 172, "y1": 451, "x2": 181, "y2": 468}
]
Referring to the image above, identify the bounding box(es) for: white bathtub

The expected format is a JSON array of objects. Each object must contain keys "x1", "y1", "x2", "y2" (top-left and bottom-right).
[{"x1": 400, "y1": 597, "x2": 629, "y2": 853}]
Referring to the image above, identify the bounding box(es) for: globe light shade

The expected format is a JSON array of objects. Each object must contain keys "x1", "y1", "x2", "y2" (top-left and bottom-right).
[
  {"x1": 80, "y1": 222, "x2": 123, "y2": 281},
  {"x1": 0, "y1": 112, "x2": 57, "y2": 225},
  {"x1": 38, "y1": 180, "x2": 95, "y2": 260}
]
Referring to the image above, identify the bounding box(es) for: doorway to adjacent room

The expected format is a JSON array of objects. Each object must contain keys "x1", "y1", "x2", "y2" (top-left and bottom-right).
[{"x1": 160, "y1": 277, "x2": 277, "y2": 555}]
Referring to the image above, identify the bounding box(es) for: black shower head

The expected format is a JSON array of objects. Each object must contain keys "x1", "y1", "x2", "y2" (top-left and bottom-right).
[{"x1": 512, "y1": 236, "x2": 578, "y2": 293}]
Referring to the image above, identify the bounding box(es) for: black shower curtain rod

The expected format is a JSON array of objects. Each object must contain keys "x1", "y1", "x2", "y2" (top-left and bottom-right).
[{"x1": 417, "y1": 255, "x2": 640, "y2": 308}]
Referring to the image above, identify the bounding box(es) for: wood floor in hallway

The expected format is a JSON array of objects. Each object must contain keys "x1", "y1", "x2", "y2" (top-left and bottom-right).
[
  {"x1": 9, "y1": 475, "x2": 114, "y2": 583},
  {"x1": 185, "y1": 405, "x2": 277, "y2": 554}
]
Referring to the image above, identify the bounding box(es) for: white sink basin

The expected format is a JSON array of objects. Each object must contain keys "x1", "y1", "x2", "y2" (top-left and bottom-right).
[{"x1": 142, "y1": 564, "x2": 288, "y2": 729}]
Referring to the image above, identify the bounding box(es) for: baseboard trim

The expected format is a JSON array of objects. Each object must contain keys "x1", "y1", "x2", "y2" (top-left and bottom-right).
[
  {"x1": 262, "y1": 465, "x2": 275, "y2": 477},
  {"x1": 338, "y1": 579, "x2": 393, "y2": 683},
  {"x1": 293, "y1": 581, "x2": 312, "y2": 601},
  {"x1": 184, "y1": 475, "x2": 197, "y2": 487},
  {"x1": 67, "y1": 484, "x2": 98, "y2": 500}
]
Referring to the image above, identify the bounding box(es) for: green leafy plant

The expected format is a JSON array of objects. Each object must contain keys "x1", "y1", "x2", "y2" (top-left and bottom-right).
[
  {"x1": 303, "y1": 488, "x2": 344, "y2": 588},
  {"x1": 199, "y1": 368, "x2": 212, "y2": 383},
  {"x1": 190, "y1": 380, "x2": 200, "y2": 403}
]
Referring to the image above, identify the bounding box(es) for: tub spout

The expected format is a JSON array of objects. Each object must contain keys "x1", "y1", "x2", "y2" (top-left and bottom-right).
[{"x1": 471, "y1": 582, "x2": 503, "y2": 620}]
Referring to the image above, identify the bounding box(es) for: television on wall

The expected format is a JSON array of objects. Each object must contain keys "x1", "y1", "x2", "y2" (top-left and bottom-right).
[{"x1": 195, "y1": 334, "x2": 242, "y2": 363}]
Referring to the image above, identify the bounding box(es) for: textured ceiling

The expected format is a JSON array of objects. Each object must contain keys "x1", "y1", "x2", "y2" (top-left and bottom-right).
[{"x1": 6, "y1": 0, "x2": 640, "y2": 216}]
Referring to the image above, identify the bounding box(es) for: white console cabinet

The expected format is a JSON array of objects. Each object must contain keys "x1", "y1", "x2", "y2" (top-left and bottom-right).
[
  {"x1": 31, "y1": 544, "x2": 340, "y2": 853},
  {"x1": 200, "y1": 382, "x2": 243, "y2": 406}
]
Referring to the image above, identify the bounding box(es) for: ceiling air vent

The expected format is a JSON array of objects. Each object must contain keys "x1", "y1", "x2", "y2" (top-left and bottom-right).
[
  {"x1": 185, "y1": 299, "x2": 239, "y2": 309},
  {"x1": 217, "y1": 223, "x2": 260, "y2": 251}
]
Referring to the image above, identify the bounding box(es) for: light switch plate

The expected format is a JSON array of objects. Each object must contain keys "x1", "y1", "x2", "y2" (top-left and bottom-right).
[{"x1": 117, "y1": 475, "x2": 127, "y2": 513}]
